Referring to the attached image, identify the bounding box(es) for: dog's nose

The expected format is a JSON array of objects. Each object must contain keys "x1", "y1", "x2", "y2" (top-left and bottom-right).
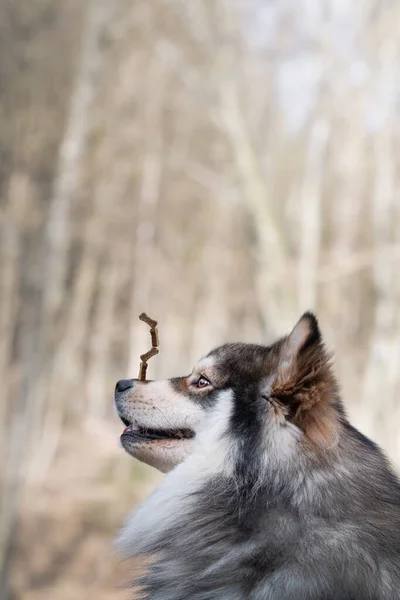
[{"x1": 115, "y1": 379, "x2": 134, "y2": 393}]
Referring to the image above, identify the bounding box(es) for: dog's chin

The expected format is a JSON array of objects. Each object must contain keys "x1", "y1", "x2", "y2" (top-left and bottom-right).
[{"x1": 120, "y1": 428, "x2": 194, "y2": 473}]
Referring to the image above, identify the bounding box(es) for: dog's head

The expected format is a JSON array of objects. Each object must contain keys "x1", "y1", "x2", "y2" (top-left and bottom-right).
[{"x1": 115, "y1": 312, "x2": 339, "y2": 474}]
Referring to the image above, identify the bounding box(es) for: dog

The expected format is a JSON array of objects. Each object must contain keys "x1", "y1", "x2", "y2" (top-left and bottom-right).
[{"x1": 114, "y1": 312, "x2": 400, "y2": 599}]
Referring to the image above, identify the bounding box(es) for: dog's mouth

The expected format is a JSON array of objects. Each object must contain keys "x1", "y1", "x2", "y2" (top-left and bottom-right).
[{"x1": 119, "y1": 417, "x2": 194, "y2": 443}]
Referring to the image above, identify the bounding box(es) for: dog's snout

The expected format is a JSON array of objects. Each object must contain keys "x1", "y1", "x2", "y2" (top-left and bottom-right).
[{"x1": 115, "y1": 379, "x2": 134, "y2": 393}]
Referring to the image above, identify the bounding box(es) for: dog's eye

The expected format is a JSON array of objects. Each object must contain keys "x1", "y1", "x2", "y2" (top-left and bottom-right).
[{"x1": 197, "y1": 376, "x2": 210, "y2": 389}]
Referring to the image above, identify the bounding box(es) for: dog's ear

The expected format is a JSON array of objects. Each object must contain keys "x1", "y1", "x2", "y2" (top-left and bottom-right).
[
  {"x1": 271, "y1": 312, "x2": 339, "y2": 448},
  {"x1": 276, "y1": 312, "x2": 322, "y2": 382}
]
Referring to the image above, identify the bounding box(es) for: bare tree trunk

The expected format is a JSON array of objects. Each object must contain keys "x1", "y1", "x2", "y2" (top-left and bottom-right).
[
  {"x1": 0, "y1": 175, "x2": 29, "y2": 467},
  {"x1": 190, "y1": 197, "x2": 233, "y2": 358},
  {"x1": 85, "y1": 244, "x2": 121, "y2": 419},
  {"x1": 27, "y1": 0, "x2": 115, "y2": 484},
  {"x1": 127, "y1": 58, "x2": 166, "y2": 378},
  {"x1": 361, "y1": 39, "x2": 398, "y2": 447},
  {"x1": 325, "y1": 91, "x2": 367, "y2": 405},
  {"x1": 219, "y1": 77, "x2": 296, "y2": 335},
  {"x1": 43, "y1": 0, "x2": 109, "y2": 323},
  {"x1": 0, "y1": 174, "x2": 33, "y2": 600},
  {"x1": 297, "y1": 118, "x2": 329, "y2": 310}
]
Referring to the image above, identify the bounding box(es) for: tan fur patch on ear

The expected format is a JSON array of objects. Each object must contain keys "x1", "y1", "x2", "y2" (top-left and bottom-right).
[
  {"x1": 271, "y1": 347, "x2": 339, "y2": 450},
  {"x1": 292, "y1": 380, "x2": 339, "y2": 449},
  {"x1": 273, "y1": 352, "x2": 332, "y2": 399}
]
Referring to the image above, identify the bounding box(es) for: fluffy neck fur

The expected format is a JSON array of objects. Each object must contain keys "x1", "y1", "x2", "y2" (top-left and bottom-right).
[{"x1": 117, "y1": 411, "x2": 400, "y2": 599}]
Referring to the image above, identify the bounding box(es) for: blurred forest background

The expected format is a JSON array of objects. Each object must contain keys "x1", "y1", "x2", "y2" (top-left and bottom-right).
[{"x1": 1, "y1": 0, "x2": 400, "y2": 598}]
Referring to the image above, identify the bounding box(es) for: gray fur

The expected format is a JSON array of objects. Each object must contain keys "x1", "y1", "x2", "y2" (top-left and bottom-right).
[{"x1": 115, "y1": 313, "x2": 400, "y2": 599}]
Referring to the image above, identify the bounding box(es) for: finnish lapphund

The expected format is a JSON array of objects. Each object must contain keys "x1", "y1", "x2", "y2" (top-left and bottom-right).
[{"x1": 115, "y1": 313, "x2": 400, "y2": 599}]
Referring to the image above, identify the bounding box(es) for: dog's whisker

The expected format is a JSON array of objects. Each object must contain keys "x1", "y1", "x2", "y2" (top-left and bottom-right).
[{"x1": 152, "y1": 405, "x2": 185, "y2": 439}]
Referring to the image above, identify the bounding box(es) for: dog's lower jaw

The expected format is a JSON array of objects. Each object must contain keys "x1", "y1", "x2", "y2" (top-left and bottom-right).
[{"x1": 120, "y1": 437, "x2": 193, "y2": 473}]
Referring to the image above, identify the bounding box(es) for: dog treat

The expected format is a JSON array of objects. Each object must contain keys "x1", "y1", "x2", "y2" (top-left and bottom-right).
[{"x1": 138, "y1": 313, "x2": 159, "y2": 381}]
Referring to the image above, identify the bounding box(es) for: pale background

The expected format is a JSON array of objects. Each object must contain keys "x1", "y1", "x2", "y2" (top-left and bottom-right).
[{"x1": 1, "y1": 1, "x2": 400, "y2": 598}]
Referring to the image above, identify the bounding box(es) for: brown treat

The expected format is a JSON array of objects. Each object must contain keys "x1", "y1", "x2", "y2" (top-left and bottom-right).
[{"x1": 138, "y1": 313, "x2": 159, "y2": 381}]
